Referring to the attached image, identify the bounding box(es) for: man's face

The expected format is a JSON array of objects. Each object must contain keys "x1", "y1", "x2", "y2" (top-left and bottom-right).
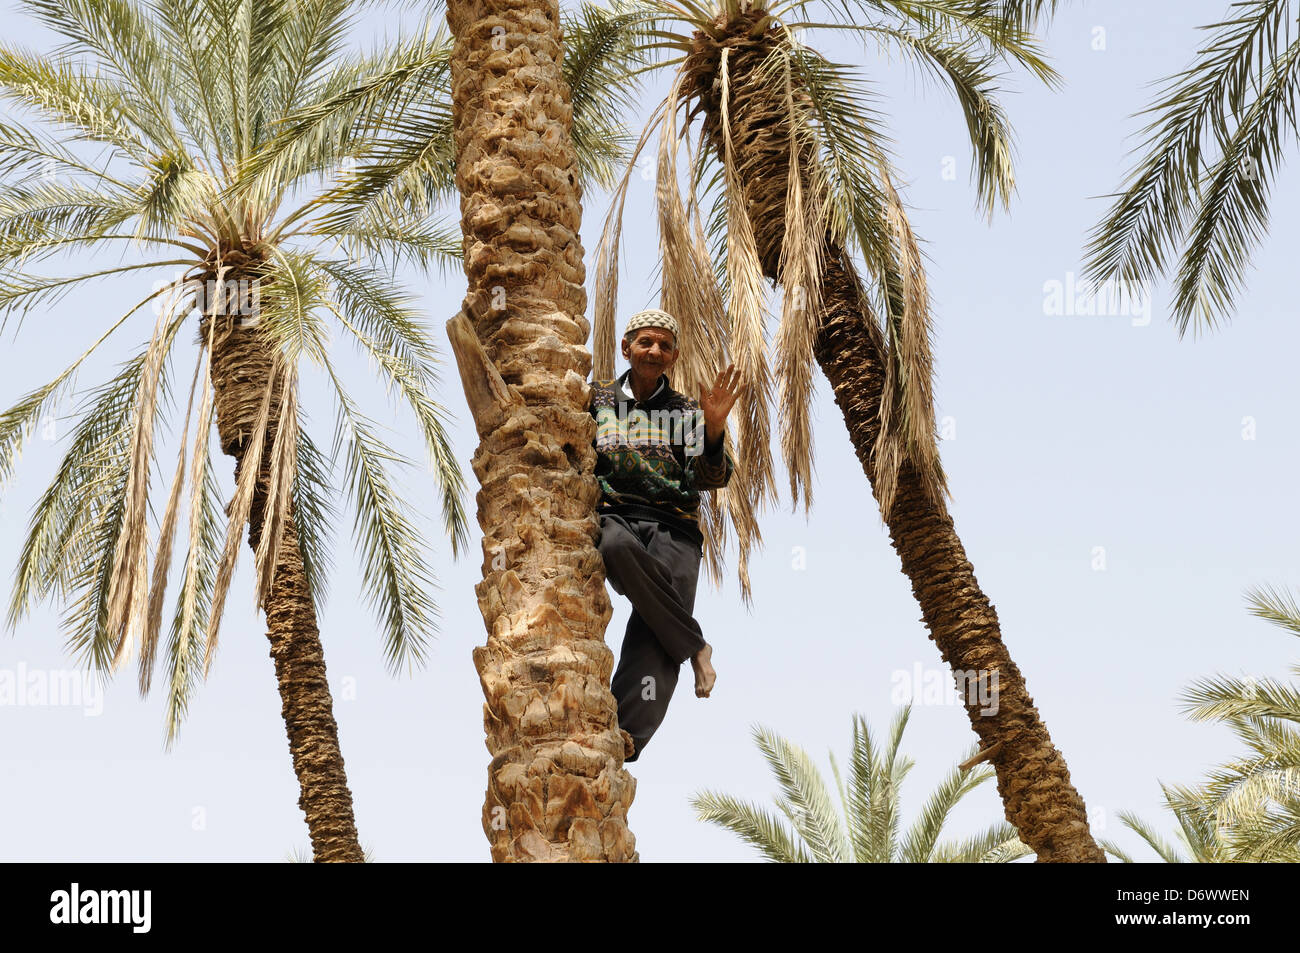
[{"x1": 622, "y1": 327, "x2": 678, "y2": 379}]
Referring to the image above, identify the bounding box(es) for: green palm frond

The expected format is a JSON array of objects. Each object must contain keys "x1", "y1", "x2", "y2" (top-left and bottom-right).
[
  {"x1": 1117, "y1": 582, "x2": 1300, "y2": 862},
  {"x1": 0, "y1": 180, "x2": 140, "y2": 254},
  {"x1": 564, "y1": 1, "x2": 658, "y2": 188},
  {"x1": 0, "y1": 259, "x2": 193, "y2": 327},
  {"x1": 1167, "y1": 31, "x2": 1300, "y2": 332},
  {"x1": 291, "y1": 428, "x2": 336, "y2": 617},
  {"x1": 1115, "y1": 807, "x2": 1187, "y2": 863},
  {"x1": 1245, "y1": 582, "x2": 1300, "y2": 638},
  {"x1": 690, "y1": 790, "x2": 815, "y2": 862},
  {"x1": 245, "y1": 0, "x2": 652, "y2": 226},
  {"x1": 163, "y1": 441, "x2": 219, "y2": 746},
  {"x1": 874, "y1": 704, "x2": 914, "y2": 861},
  {"x1": 234, "y1": 26, "x2": 451, "y2": 205},
  {"x1": 696, "y1": 708, "x2": 1024, "y2": 862},
  {"x1": 900, "y1": 748, "x2": 994, "y2": 861},
  {"x1": 0, "y1": 44, "x2": 152, "y2": 159},
  {"x1": 23, "y1": 0, "x2": 183, "y2": 152},
  {"x1": 753, "y1": 723, "x2": 850, "y2": 862},
  {"x1": 8, "y1": 345, "x2": 154, "y2": 636},
  {"x1": 843, "y1": 711, "x2": 881, "y2": 861},
  {"x1": 1179, "y1": 672, "x2": 1300, "y2": 725},
  {"x1": 929, "y1": 820, "x2": 1030, "y2": 862},
  {"x1": 849, "y1": 22, "x2": 1019, "y2": 219},
  {"x1": 0, "y1": 282, "x2": 164, "y2": 489},
  {"x1": 309, "y1": 110, "x2": 455, "y2": 235},
  {"x1": 55, "y1": 314, "x2": 185, "y2": 670},
  {"x1": 326, "y1": 370, "x2": 441, "y2": 672},
  {"x1": 317, "y1": 215, "x2": 462, "y2": 276},
  {"x1": 315, "y1": 258, "x2": 469, "y2": 557},
  {"x1": 1084, "y1": 0, "x2": 1300, "y2": 335},
  {"x1": 1098, "y1": 838, "x2": 1138, "y2": 863},
  {"x1": 0, "y1": 118, "x2": 132, "y2": 187}
]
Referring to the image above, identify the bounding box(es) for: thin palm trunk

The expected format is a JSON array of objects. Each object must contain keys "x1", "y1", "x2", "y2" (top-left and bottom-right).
[
  {"x1": 445, "y1": 0, "x2": 638, "y2": 862},
  {"x1": 203, "y1": 272, "x2": 364, "y2": 864},
  {"x1": 686, "y1": 20, "x2": 1105, "y2": 862}
]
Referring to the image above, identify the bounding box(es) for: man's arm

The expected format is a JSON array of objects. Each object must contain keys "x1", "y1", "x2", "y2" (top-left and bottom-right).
[
  {"x1": 690, "y1": 364, "x2": 742, "y2": 490},
  {"x1": 687, "y1": 413, "x2": 735, "y2": 490}
]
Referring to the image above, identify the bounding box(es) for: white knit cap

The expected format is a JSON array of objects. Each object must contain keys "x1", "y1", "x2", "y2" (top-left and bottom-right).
[{"x1": 624, "y1": 309, "x2": 679, "y2": 343}]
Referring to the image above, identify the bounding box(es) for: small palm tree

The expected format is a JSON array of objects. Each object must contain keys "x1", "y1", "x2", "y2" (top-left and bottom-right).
[
  {"x1": 0, "y1": 0, "x2": 467, "y2": 861},
  {"x1": 1102, "y1": 583, "x2": 1300, "y2": 863},
  {"x1": 1099, "y1": 783, "x2": 1240, "y2": 863},
  {"x1": 1084, "y1": 0, "x2": 1300, "y2": 334},
  {"x1": 1099, "y1": 780, "x2": 1300, "y2": 863},
  {"x1": 1174, "y1": 583, "x2": 1300, "y2": 859},
  {"x1": 691, "y1": 705, "x2": 1032, "y2": 862}
]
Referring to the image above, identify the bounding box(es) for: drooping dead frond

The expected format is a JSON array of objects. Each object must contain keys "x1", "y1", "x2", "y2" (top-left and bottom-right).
[
  {"x1": 655, "y1": 65, "x2": 716, "y2": 401},
  {"x1": 140, "y1": 345, "x2": 204, "y2": 694},
  {"x1": 684, "y1": 127, "x2": 751, "y2": 599},
  {"x1": 592, "y1": 93, "x2": 671, "y2": 381},
  {"x1": 205, "y1": 350, "x2": 281, "y2": 676},
  {"x1": 104, "y1": 297, "x2": 184, "y2": 673},
  {"x1": 873, "y1": 168, "x2": 948, "y2": 519},
  {"x1": 652, "y1": 65, "x2": 762, "y2": 603},
  {"x1": 718, "y1": 47, "x2": 777, "y2": 515},
  {"x1": 253, "y1": 362, "x2": 299, "y2": 607},
  {"x1": 771, "y1": 44, "x2": 826, "y2": 516},
  {"x1": 166, "y1": 319, "x2": 218, "y2": 731}
]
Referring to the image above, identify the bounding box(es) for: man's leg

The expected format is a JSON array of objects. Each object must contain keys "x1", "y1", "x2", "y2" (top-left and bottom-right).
[
  {"x1": 609, "y1": 610, "x2": 678, "y2": 762},
  {"x1": 598, "y1": 514, "x2": 705, "y2": 760},
  {"x1": 597, "y1": 514, "x2": 706, "y2": 664}
]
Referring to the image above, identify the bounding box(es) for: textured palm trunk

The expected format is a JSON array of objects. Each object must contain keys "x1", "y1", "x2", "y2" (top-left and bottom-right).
[
  {"x1": 445, "y1": 0, "x2": 638, "y2": 862},
  {"x1": 203, "y1": 292, "x2": 364, "y2": 863},
  {"x1": 686, "y1": 18, "x2": 1105, "y2": 862}
]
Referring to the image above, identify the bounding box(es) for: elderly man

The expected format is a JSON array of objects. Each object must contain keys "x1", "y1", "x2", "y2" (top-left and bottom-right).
[{"x1": 590, "y1": 309, "x2": 742, "y2": 762}]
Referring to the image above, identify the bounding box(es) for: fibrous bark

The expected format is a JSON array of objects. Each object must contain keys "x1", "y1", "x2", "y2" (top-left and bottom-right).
[
  {"x1": 203, "y1": 265, "x2": 364, "y2": 864},
  {"x1": 684, "y1": 16, "x2": 1105, "y2": 862},
  {"x1": 447, "y1": 0, "x2": 637, "y2": 863}
]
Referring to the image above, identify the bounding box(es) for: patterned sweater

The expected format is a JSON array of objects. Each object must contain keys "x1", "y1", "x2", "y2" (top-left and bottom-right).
[{"x1": 590, "y1": 369, "x2": 735, "y2": 547}]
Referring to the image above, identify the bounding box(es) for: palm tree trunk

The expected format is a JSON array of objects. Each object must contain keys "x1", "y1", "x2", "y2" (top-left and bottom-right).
[
  {"x1": 814, "y1": 251, "x2": 1104, "y2": 863},
  {"x1": 687, "y1": 21, "x2": 1105, "y2": 862},
  {"x1": 204, "y1": 306, "x2": 365, "y2": 863},
  {"x1": 445, "y1": 0, "x2": 638, "y2": 862}
]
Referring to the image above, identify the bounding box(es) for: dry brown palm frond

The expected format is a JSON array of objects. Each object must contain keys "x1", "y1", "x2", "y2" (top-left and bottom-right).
[
  {"x1": 873, "y1": 167, "x2": 948, "y2": 520},
  {"x1": 656, "y1": 65, "x2": 715, "y2": 401},
  {"x1": 683, "y1": 125, "x2": 749, "y2": 599},
  {"x1": 654, "y1": 65, "x2": 762, "y2": 604},
  {"x1": 772, "y1": 47, "x2": 826, "y2": 518},
  {"x1": 592, "y1": 94, "x2": 671, "y2": 382},
  {"x1": 139, "y1": 346, "x2": 204, "y2": 694},
  {"x1": 175, "y1": 322, "x2": 216, "y2": 679},
  {"x1": 718, "y1": 46, "x2": 777, "y2": 515},
  {"x1": 105, "y1": 295, "x2": 184, "y2": 673},
  {"x1": 205, "y1": 348, "x2": 281, "y2": 676},
  {"x1": 253, "y1": 362, "x2": 299, "y2": 608}
]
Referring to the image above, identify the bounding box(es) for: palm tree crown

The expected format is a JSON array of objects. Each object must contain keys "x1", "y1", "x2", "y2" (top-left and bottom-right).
[
  {"x1": 692, "y1": 704, "x2": 1032, "y2": 862},
  {"x1": 0, "y1": 0, "x2": 467, "y2": 739}
]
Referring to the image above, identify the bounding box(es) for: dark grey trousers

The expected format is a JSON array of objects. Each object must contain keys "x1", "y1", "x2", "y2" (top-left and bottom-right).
[{"x1": 597, "y1": 513, "x2": 706, "y2": 762}]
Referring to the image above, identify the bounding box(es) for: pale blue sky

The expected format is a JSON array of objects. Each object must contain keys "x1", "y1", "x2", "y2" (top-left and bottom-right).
[{"x1": 2, "y1": 0, "x2": 1298, "y2": 862}]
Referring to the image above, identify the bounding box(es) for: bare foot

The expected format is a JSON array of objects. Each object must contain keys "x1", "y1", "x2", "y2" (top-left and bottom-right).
[{"x1": 692, "y1": 643, "x2": 716, "y2": 698}]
